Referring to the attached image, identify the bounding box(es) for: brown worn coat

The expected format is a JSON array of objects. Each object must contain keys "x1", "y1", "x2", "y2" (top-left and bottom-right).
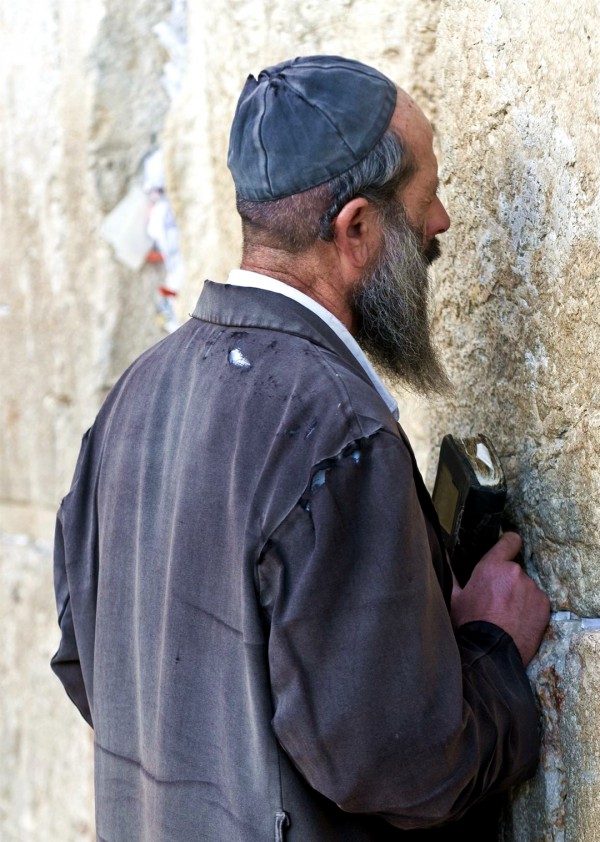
[{"x1": 52, "y1": 281, "x2": 539, "y2": 841}]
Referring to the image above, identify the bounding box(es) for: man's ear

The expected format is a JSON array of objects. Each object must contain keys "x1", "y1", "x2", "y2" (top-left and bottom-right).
[{"x1": 332, "y1": 197, "x2": 382, "y2": 271}]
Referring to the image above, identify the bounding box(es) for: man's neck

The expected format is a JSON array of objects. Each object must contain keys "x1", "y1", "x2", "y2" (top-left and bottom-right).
[{"x1": 241, "y1": 246, "x2": 356, "y2": 333}]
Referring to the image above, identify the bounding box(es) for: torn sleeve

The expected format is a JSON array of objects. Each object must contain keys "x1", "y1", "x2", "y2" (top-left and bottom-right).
[{"x1": 258, "y1": 430, "x2": 539, "y2": 830}]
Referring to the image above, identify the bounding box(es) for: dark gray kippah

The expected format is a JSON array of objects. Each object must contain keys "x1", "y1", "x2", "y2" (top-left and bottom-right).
[{"x1": 227, "y1": 55, "x2": 397, "y2": 201}]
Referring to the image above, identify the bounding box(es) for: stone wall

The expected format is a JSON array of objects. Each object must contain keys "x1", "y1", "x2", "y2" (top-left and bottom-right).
[
  {"x1": 1, "y1": 0, "x2": 599, "y2": 838},
  {"x1": 0, "y1": 509, "x2": 94, "y2": 842},
  {"x1": 0, "y1": 0, "x2": 170, "y2": 509},
  {"x1": 0, "y1": 0, "x2": 171, "y2": 838},
  {"x1": 427, "y1": 4, "x2": 600, "y2": 838}
]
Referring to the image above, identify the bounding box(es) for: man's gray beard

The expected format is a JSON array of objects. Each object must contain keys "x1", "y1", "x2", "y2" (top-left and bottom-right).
[{"x1": 352, "y1": 202, "x2": 452, "y2": 396}]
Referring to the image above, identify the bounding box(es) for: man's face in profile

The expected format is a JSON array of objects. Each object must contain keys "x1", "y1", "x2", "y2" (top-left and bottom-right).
[{"x1": 352, "y1": 96, "x2": 451, "y2": 396}]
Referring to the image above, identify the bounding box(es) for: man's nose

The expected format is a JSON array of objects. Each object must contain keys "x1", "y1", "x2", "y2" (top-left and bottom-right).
[{"x1": 425, "y1": 197, "x2": 451, "y2": 240}]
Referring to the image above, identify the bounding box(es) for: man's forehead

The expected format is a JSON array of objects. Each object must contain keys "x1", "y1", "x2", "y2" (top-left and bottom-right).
[{"x1": 390, "y1": 88, "x2": 434, "y2": 143}]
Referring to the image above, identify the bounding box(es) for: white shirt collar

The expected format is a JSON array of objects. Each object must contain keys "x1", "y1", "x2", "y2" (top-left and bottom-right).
[{"x1": 226, "y1": 269, "x2": 399, "y2": 419}]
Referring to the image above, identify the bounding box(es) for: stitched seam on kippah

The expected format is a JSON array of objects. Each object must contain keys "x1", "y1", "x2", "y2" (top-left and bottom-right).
[
  {"x1": 296, "y1": 59, "x2": 395, "y2": 87},
  {"x1": 258, "y1": 83, "x2": 273, "y2": 195},
  {"x1": 279, "y1": 77, "x2": 357, "y2": 156}
]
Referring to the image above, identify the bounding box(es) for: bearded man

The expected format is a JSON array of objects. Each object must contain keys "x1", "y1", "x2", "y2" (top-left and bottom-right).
[{"x1": 52, "y1": 56, "x2": 550, "y2": 841}]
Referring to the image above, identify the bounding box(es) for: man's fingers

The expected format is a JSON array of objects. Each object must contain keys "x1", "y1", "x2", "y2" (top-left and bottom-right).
[
  {"x1": 454, "y1": 530, "x2": 551, "y2": 664},
  {"x1": 481, "y1": 531, "x2": 522, "y2": 564}
]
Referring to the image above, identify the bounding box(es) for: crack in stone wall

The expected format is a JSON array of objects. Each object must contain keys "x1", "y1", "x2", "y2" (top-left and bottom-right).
[{"x1": 503, "y1": 620, "x2": 600, "y2": 842}]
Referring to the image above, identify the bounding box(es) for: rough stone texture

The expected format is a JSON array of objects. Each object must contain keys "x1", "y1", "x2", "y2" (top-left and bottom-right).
[
  {"x1": 424, "y1": 3, "x2": 600, "y2": 837},
  {"x1": 0, "y1": 1, "x2": 173, "y2": 838},
  {"x1": 502, "y1": 620, "x2": 600, "y2": 842},
  {"x1": 424, "y1": 4, "x2": 600, "y2": 837},
  {"x1": 0, "y1": 0, "x2": 169, "y2": 510},
  {"x1": 0, "y1": 508, "x2": 94, "y2": 842},
  {"x1": 427, "y1": 0, "x2": 600, "y2": 620}
]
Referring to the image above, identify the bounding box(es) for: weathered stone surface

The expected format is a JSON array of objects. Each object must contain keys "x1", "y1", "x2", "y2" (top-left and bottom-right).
[
  {"x1": 426, "y1": 0, "x2": 600, "y2": 617},
  {"x1": 0, "y1": 1, "x2": 175, "y2": 838},
  {"x1": 424, "y1": 5, "x2": 600, "y2": 837},
  {"x1": 562, "y1": 631, "x2": 600, "y2": 842},
  {"x1": 0, "y1": 507, "x2": 94, "y2": 842},
  {"x1": 502, "y1": 618, "x2": 600, "y2": 842},
  {"x1": 0, "y1": 0, "x2": 169, "y2": 510}
]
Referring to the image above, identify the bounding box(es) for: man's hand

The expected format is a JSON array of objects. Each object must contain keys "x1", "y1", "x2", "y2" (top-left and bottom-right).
[{"x1": 451, "y1": 532, "x2": 551, "y2": 665}]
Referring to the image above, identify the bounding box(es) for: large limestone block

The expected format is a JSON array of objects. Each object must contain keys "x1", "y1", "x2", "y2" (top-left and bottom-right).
[
  {"x1": 0, "y1": 507, "x2": 94, "y2": 842},
  {"x1": 503, "y1": 619, "x2": 600, "y2": 842},
  {"x1": 426, "y1": 0, "x2": 600, "y2": 614},
  {"x1": 0, "y1": 0, "x2": 170, "y2": 509},
  {"x1": 0, "y1": 3, "x2": 180, "y2": 838}
]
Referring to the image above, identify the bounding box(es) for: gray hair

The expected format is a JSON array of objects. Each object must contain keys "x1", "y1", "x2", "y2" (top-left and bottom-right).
[{"x1": 236, "y1": 130, "x2": 415, "y2": 254}]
